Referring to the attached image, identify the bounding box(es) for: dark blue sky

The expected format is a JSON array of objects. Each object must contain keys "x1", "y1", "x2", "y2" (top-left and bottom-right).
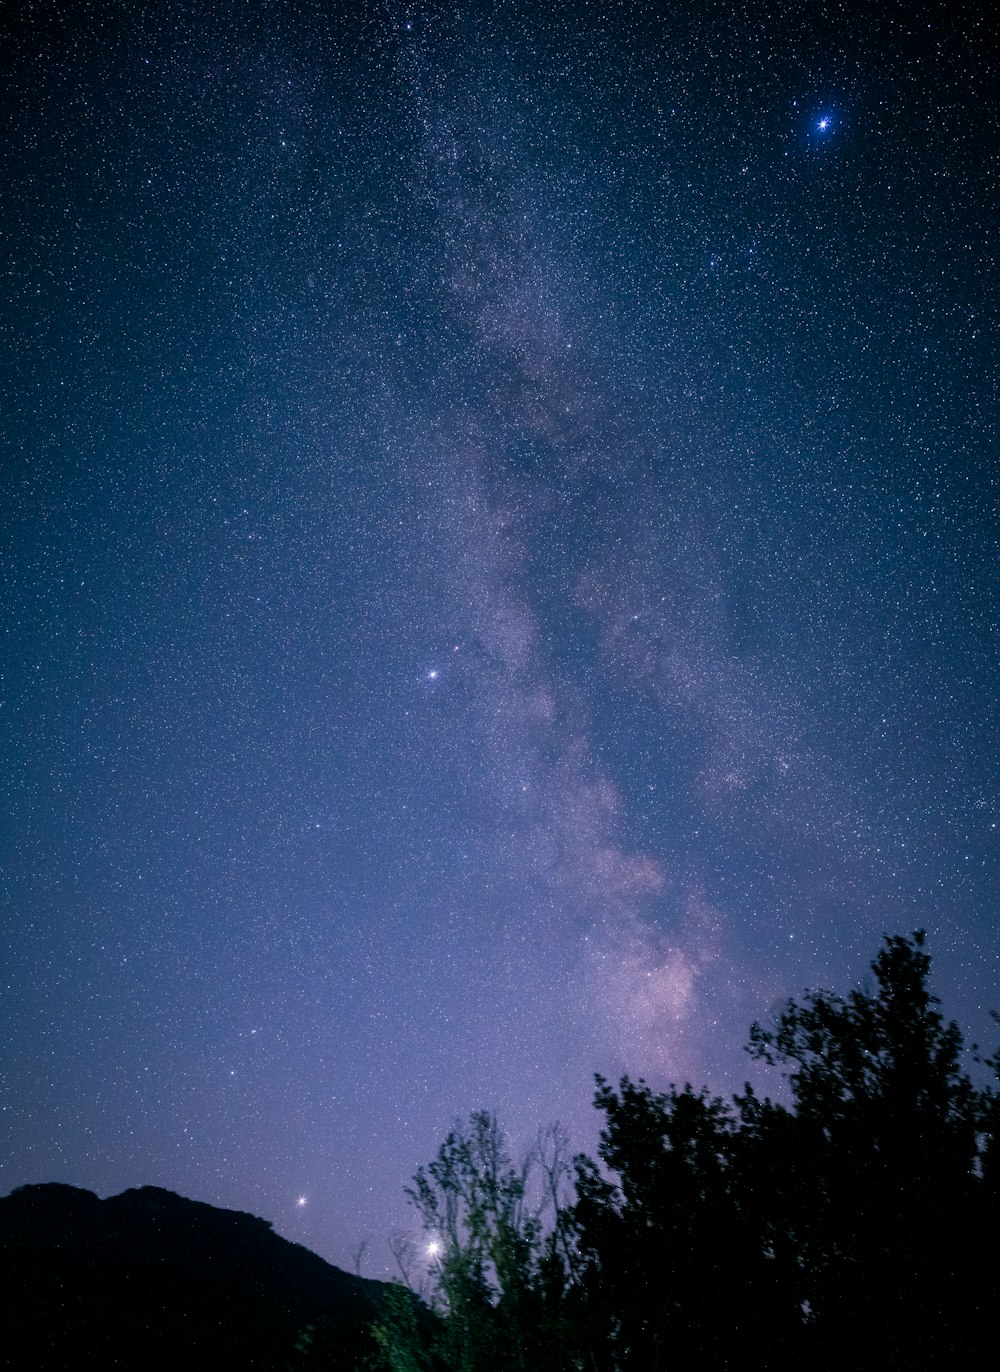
[{"x1": 2, "y1": 0, "x2": 996, "y2": 1272}]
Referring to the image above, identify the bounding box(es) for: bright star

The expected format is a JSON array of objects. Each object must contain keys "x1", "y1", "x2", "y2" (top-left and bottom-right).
[
  {"x1": 296, "y1": 1196, "x2": 307, "y2": 1207},
  {"x1": 426, "y1": 1237, "x2": 443, "y2": 1258},
  {"x1": 818, "y1": 117, "x2": 830, "y2": 131},
  {"x1": 427, "y1": 669, "x2": 439, "y2": 681}
]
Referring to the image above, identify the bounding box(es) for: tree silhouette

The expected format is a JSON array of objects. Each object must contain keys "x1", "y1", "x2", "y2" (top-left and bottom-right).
[
  {"x1": 380, "y1": 934, "x2": 997, "y2": 1372},
  {"x1": 746, "y1": 930, "x2": 986, "y2": 1368},
  {"x1": 374, "y1": 1112, "x2": 578, "y2": 1372},
  {"x1": 573, "y1": 931, "x2": 996, "y2": 1370},
  {"x1": 573, "y1": 1078, "x2": 800, "y2": 1370}
]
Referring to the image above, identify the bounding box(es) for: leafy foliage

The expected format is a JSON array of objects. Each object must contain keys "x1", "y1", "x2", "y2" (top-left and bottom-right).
[
  {"x1": 378, "y1": 934, "x2": 997, "y2": 1372},
  {"x1": 742, "y1": 930, "x2": 988, "y2": 1368},
  {"x1": 375, "y1": 1112, "x2": 578, "y2": 1372}
]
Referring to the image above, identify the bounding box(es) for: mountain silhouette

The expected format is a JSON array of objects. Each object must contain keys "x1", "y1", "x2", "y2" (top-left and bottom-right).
[{"x1": 0, "y1": 1182, "x2": 402, "y2": 1370}]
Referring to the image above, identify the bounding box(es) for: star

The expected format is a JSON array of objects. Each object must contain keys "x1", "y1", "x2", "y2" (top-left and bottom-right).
[
  {"x1": 296, "y1": 1196, "x2": 307, "y2": 1208},
  {"x1": 817, "y1": 117, "x2": 830, "y2": 131}
]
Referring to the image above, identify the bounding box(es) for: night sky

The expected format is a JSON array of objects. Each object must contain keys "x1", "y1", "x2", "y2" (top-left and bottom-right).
[{"x1": 2, "y1": 0, "x2": 997, "y2": 1273}]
